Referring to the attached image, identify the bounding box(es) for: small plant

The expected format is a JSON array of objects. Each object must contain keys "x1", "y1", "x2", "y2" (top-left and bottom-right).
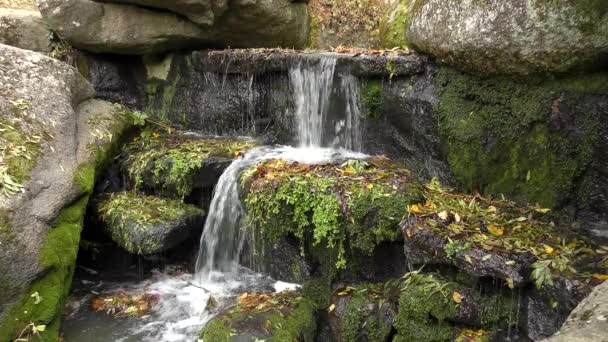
[
  {"x1": 340, "y1": 159, "x2": 369, "y2": 174},
  {"x1": 386, "y1": 60, "x2": 397, "y2": 80},
  {"x1": 0, "y1": 166, "x2": 23, "y2": 196}
]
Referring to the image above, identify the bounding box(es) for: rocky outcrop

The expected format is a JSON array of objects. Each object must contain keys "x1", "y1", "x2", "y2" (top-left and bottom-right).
[
  {"x1": 0, "y1": 43, "x2": 132, "y2": 340},
  {"x1": 545, "y1": 281, "x2": 608, "y2": 342},
  {"x1": 382, "y1": 0, "x2": 608, "y2": 74},
  {"x1": 96, "y1": 192, "x2": 204, "y2": 255},
  {"x1": 0, "y1": 9, "x2": 50, "y2": 52},
  {"x1": 37, "y1": 0, "x2": 310, "y2": 54}
]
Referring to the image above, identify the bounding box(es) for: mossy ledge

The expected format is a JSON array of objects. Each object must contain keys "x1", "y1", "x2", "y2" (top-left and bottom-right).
[
  {"x1": 436, "y1": 67, "x2": 608, "y2": 209},
  {"x1": 241, "y1": 157, "x2": 423, "y2": 274}
]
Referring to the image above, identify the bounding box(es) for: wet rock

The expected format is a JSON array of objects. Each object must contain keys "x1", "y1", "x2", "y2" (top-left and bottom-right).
[
  {"x1": 252, "y1": 237, "x2": 312, "y2": 284},
  {"x1": 37, "y1": 0, "x2": 310, "y2": 54},
  {"x1": 384, "y1": 0, "x2": 608, "y2": 74},
  {"x1": 200, "y1": 291, "x2": 317, "y2": 341},
  {"x1": 0, "y1": 9, "x2": 50, "y2": 52},
  {"x1": 120, "y1": 134, "x2": 254, "y2": 199},
  {"x1": 96, "y1": 192, "x2": 205, "y2": 255},
  {"x1": 0, "y1": 43, "x2": 132, "y2": 341},
  {"x1": 544, "y1": 280, "x2": 608, "y2": 342},
  {"x1": 327, "y1": 285, "x2": 397, "y2": 342}
]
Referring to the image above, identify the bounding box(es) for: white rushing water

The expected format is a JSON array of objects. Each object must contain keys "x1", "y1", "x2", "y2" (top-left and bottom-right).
[{"x1": 63, "y1": 56, "x2": 367, "y2": 342}]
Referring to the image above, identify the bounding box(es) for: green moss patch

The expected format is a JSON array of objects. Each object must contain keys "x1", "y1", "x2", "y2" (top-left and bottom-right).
[
  {"x1": 199, "y1": 291, "x2": 316, "y2": 341},
  {"x1": 242, "y1": 157, "x2": 422, "y2": 270},
  {"x1": 436, "y1": 67, "x2": 608, "y2": 209},
  {"x1": 123, "y1": 133, "x2": 255, "y2": 198},
  {"x1": 97, "y1": 192, "x2": 204, "y2": 255}
]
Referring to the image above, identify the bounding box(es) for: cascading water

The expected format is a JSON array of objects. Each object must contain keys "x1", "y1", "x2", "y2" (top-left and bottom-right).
[{"x1": 63, "y1": 55, "x2": 366, "y2": 342}]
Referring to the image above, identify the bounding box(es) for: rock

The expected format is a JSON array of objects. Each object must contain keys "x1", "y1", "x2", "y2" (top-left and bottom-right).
[
  {"x1": 96, "y1": 192, "x2": 205, "y2": 255},
  {"x1": 327, "y1": 285, "x2": 396, "y2": 342},
  {"x1": 249, "y1": 238, "x2": 312, "y2": 284},
  {"x1": 0, "y1": 9, "x2": 51, "y2": 52},
  {"x1": 37, "y1": 0, "x2": 310, "y2": 54},
  {"x1": 384, "y1": 0, "x2": 608, "y2": 74},
  {"x1": 544, "y1": 281, "x2": 608, "y2": 342},
  {"x1": 120, "y1": 135, "x2": 255, "y2": 199},
  {"x1": 200, "y1": 291, "x2": 317, "y2": 341},
  {"x1": 0, "y1": 43, "x2": 132, "y2": 340}
]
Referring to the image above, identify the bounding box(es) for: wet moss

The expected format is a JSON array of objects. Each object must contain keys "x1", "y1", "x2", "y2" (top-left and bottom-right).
[
  {"x1": 361, "y1": 80, "x2": 383, "y2": 120},
  {"x1": 123, "y1": 134, "x2": 255, "y2": 198},
  {"x1": 379, "y1": 0, "x2": 411, "y2": 48},
  {"x1": 242, "y1": 157, "x2": 422, "y2": 270},
  {"x1": 435, "y1": 67, "x2": 608, "y2": 209},
  {"x1": 199, "y1": 291, "x2": 316, "y2": 341}
]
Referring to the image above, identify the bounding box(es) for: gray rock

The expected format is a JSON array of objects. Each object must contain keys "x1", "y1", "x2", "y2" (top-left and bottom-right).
[
  {"x1": 96, "y1": 192, "x2": 205, "y2": 255},
  {"x1": 0, "y1": 43, "x2": 132, "y2": 340},
  {"x1": 544, "y1": 281, "x2": 608, "y2": 342},
  {"x1": 391, "y1": 0, "x2": 608, "y2": 74},
  {"x1": 0, "y1": 8, "x2": 51, "y2": 52},
  {"x1": 37, "y1": 0, "x2": 309, "y2": 54}
]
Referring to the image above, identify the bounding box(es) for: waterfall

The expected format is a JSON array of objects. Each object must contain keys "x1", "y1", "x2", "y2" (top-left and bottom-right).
[
  {"x1": 195, "y1": 56, "x2": 364, "y2": 279},
  {"x1": 289, "y1": 57, "x2": 362, "y2": 150}
]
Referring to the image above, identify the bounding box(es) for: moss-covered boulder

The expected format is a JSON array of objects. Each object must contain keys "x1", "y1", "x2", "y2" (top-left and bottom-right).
[
  {"x1": 122, "y1": 134, "x2": 255, "y2": 199},
  {"x1": 241, "y1": 156, "x2": 422, "y2": 281},
  {"x1": 200, "y1": 291, "x2": 317, "y2": 341},
  {"x1": 394, "y1": 272, "x2": 515, "y2": 342},
  {"x1": 435, "y1": 68, "x2": 608, "y2": 236},
  {"x1": 0, "y1": 43, "x2": 132, "y2": 341},
  {"x1": 38, "y1": 0, "x2": 310, "y2": 54},
  {"x1": 327, "y1": 284, "x2": 397, "y2": 342},
  {"x1": 97, "y1": 192, "x2": 204, "y2": 255},
  {"x1": 382, "y1": 0, "x2": 608, "y2": 74}
]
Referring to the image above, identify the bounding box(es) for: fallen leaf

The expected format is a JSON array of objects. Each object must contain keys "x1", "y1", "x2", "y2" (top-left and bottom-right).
[
  {"x1": 452, "y1": 291, "x2": 462, "y2": 303},
  {"x1": 593, "y1": 274, "x2": 608, "y2": 281},
  {"x1": 328, "y1": 304, "x2": 336, "y2": 313},
  {"x1": 438, "y1": 211, "x2": 448, "y2": 220},
  {"x1": 365, "y1": 183, "x2": 374, "y2": 190},
  {"x1": 543, "y1": 244, "x2": 555, "y2": 254},
  {"x1": 454, "y1": 213, "x2": 461, "y2": 223},
  {"x1": 488, "y1": 224, "x2": 504, "y2": 236},
  {"x1": 535, "y1": 208, "x2": 551, "y2": 213},
  {"x1": 409, "y1": 204, "x2": 421, "y2": 214}
]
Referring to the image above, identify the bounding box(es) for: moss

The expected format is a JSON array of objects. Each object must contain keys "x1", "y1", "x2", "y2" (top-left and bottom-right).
[
  {"x1": 435, "y1": 67, "x2": 608, "y2": 208},
  {"x1": 379, "y1": 0, "x2": 412, "y2": 48},
  {"x1": 124, "y1": 134, "x2": 255, "y2": 198},
  {"x1": 336, "y1": 285, "x2": 393, "y2": 341},
  {"x1": 0, "y1": 210, "x2": 14, "y2": 242},
  {"x1": 0, "y1": 197, "x2": 88, "y2": 341},
  {"x1": 97, "y1": 192, "x2": 204, "y2": 255},
  {"x1": 361, "y1": 80, "x2": 383, "y2": 120},
  {"x1": 199, "y1": 291, "x2": 316, "y2": 341},
  {"x1": 243, "y1": 157, "x2": 421, "y2": 271}
]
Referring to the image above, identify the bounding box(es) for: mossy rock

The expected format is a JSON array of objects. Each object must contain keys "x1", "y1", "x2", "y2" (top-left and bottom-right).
[
  {"x1": 122, "y1": 134, "x2": 255, "y2": 198},
  {"x1": 379, "y1": 0, "x2": 412, "y2": 48},
  {"x1": 241, "y1": 156, "x2": 423, "y2": 276},
  {"x1": 436, "y1": 67, "x2": 608, "y2": 213},
  {"x1": 96, "y1": 192, "x2": 204, "y2": 255},
  {"x1": 199, "y1": 291, "x2": 317, "y2": 342},
  {"x1": 399, "y1": 0, "x2": 608, "y2": 74}
]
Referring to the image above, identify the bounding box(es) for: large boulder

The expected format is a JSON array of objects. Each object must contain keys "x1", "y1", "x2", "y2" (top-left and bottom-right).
[
  {"x1": 545, "y1": 281, "x2": 608, "y2": 342},
  {"x1": 37, "y1": 0, "x2": 310, "y2": 54},
  {"x1": 382, "y1": 0, "x2": 608, "y2": 74},
  {"x1": 0, "y1": 43, "x2": 132, "y2": 341},
  {"x1": 96, "y1": 192, "x2": 205, "y2": 255},
  {"x1": 0, "y1": 9, "x2": 51, "y2": 52}
]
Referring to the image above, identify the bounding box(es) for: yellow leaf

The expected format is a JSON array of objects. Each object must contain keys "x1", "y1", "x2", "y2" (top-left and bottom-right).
[
  {"x1": 438, "y1": 211, "x2": 448, "y2": 220},
  {"x1": 465, "y1": 255, "x2": 473, "y2": 264},
  {"x1": 593, "y1": 274, "x2": 608, "y2": 281},
  {"x1": 543, "y1": 244, "x2": 555, "y2": 255},
  {"x1": 452, "y1": 291, "x2": 462, "y2": 303},
  {"x1": 535, "y1": 208, "x2": 551, "y2": 213},
  {"x1": 454, "y1": 213, "x2": 461, "y2": 223},
  {"x1": 328, "y1": 304, "x2": 336, "y2": 313},
  {"x1": 487, "y1": 206, "x2": 497, "y2": 213},
  {"x1": 406, "y1": 230, "x2": 413, "y2": 238},
  {"x1": 409, "y1": 204, "x2": 421, "y2": 214},
  {"x1": 365, "y1": 183, "x2": 374, "y2": 189},
  {"x1": 488, "y1": 224, "x2": 504, "y2": 236}
]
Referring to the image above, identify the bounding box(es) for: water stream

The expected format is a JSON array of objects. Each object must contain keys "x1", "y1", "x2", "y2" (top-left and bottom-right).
[{"x1": 63, "y1": 56, "x2": 365, "y2": 341}]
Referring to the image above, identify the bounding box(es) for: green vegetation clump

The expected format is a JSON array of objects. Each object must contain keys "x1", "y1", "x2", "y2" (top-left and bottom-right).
[
  {"x1": 435, "y1": 67, "x2": 608, "y2": 209},
  {"x1": 379, "y1": 0, "x2": 412, "y2": 48},
  {"x1": 123, "y1": 133, "x2": 255, "y2": 198},
  {"x1": 97, "y1": 192, "x2": 204, "y2": 254},
  {"x1": 242, "y1": 157, "x2": 422, "y2": 270},
  {"x1": 405, "y1": 178, "x2": 606, "y2": 289},
  {"x1": 199, "y1": 291, "x2": 316, "y2": 342},
  {"x1": 361, "y1": 80, "x2": 383, "y2": 119}
]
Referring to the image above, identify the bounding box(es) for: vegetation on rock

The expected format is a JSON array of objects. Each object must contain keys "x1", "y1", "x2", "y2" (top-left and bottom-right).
[
  {"x1": 242, "y1": 156, "x2": 422, "y2": 270},
  {"x1": 199, "y1": 291, "x2": 316, "y2": 341},
  {"x1": 123, "y1": 132, "x2": 255, "y2": 198}
]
